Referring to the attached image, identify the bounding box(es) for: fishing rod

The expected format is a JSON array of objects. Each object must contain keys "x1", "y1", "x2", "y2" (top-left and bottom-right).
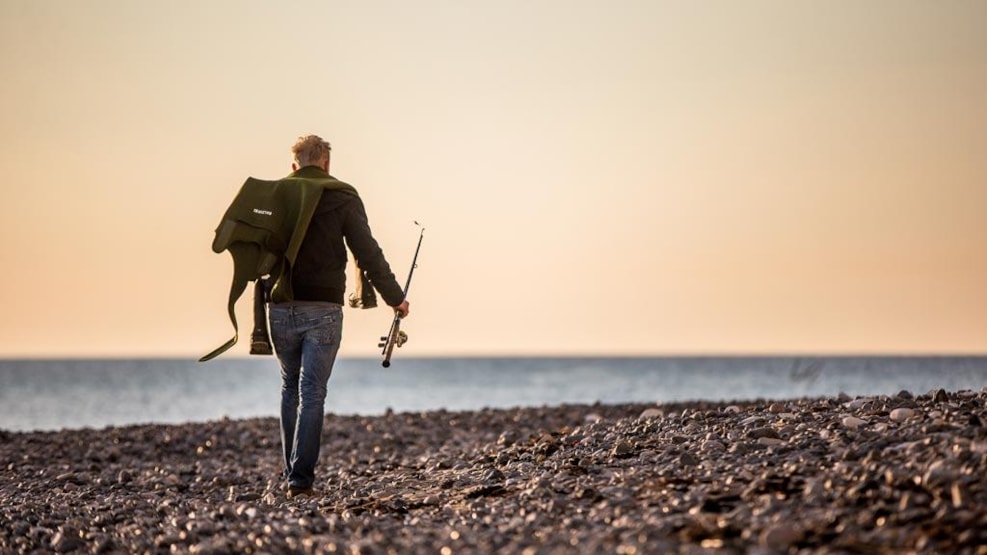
[{"x1": 379, "y1": 222, "x2": 424, "y2": 367}]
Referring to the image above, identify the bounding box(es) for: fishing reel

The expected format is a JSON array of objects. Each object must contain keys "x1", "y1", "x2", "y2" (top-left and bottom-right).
[{"x1": 378, "y1": 330, "x2": 408, "y2": 350}]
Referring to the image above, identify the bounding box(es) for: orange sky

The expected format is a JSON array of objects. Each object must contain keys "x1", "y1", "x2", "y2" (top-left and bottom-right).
[{"x1": 1, "y1": 1, "x2": 985, "y2": 358}]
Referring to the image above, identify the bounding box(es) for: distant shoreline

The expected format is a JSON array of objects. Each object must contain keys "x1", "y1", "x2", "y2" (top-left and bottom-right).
[
  {"x1": 5, "y1": 356, "x2": 987, "y2": 434},
  {"x1": 2, "y1": 353, "x2": 986, "y2": 362},
  {"x1": 3, "y1": 390, "x2": 986, "y2": 553}
]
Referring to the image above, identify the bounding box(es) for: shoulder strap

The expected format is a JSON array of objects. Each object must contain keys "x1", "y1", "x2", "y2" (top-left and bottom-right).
[{"x1": 199, "y1": 243, "x2": 269, "y2": 362}]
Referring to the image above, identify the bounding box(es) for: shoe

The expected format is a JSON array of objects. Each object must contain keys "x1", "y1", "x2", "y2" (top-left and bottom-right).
[
  {"x1": 287, "y1": 486, "x2": 315, "y2": 499},
  {"x1": 249, "y1": 338, "x2": 273, "y2": 355}
]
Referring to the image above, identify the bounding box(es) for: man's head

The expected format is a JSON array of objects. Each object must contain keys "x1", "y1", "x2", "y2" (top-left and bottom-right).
[{"x1": 291, "y1": 135, "x2": 331, "y2": 171}]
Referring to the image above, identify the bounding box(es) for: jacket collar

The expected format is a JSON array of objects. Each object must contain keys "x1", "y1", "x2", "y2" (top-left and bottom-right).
[{"x1": 289, "y1": 166, "x2": 333, "y2": 179}]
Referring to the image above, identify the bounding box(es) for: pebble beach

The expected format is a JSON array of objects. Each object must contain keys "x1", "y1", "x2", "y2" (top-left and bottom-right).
[{"x1": 2, "y1": 388, "x2": 986, "y2": 554}]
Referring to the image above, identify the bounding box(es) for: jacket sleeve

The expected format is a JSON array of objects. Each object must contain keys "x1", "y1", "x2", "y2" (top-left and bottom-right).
[{"x1": 342, "y1": 197, "x2": 406, "y2": 306}]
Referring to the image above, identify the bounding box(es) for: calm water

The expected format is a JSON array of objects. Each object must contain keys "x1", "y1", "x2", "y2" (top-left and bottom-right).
[{"x1": 1, "y1": 356, "x2": 985, "y2": 432}]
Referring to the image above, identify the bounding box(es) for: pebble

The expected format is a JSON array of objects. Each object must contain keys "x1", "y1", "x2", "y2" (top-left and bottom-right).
[
  {"x1": 746, "y1": 427, "x2": 780, "y2": 440},
  {"x1": 611, "y1": 441, "x2": 634, "y2": 458},
  {"x1": 846, "y1": 398, "x2": 872, "y2": 410},
  {"x1": 638, "y1": 408, "x2": 662, "y2": 420},
  {"x1": 767, "y1": 402, "x2": 786, "y2": 414},
  {"x1": 890, "y1": 408, "x2": 916, "y2": 422},
  {"x1": 757, "y1": 437, "x2": 786, "y2": 448},
  {"x1": 760, "y1": 523, "x2": 804, "y2": 549},
  {"x1": 1, "y1": 391, "x2": 985, "y2": 553},
  {"x1": 678, "y1": 453, "x2": 700, "y2": 466},
  {"x1": 842, "y1": 416, "x2": 868, "y2": 430}
]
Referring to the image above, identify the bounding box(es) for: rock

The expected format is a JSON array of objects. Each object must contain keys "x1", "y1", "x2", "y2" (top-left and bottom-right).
[
  {"x1": 760, "y1": 524, "x2": 804, "y2": 549},
  {"x1": 584, "y1": 413, "x2": 602, "y2": 423},
  {"x1": 54, "y1": 472, "x2": 77, "y2": 483},
  {"x1": 51, "y1": 532, "x2": 83, "y2": 553},
  {"x1": 846, "y1": 398, "x2": 872, "y2": 410},
  {"x1": 679, "y1": 453, "x2": 700, "y2": 466},
  {"x1": 611, "y1": 441, "x2": 634, "y2": 458},
  {"x1": 497, "y1": 431, "x2": 518, "y2": 446},
  {"x1": 729, "y1": 442, "x2": 752, "y2": 455},
  {"x1": 639, "y1": 408, "x2": 662, "y2": 420},
  {"x1": 11, "y1": 521, "x2": 31, "y2": 537},
  {"x1": 768, "y1": 403, "x2": 786, "y2": 414},
  {"x1": 922, "y1": 460, "x2": 957, "y2": 488},
  {"x1": 703, "y1": 440, "x2": 726, "y2": 452},
  {"x1": 740, "y1": 416, "x2": 764, "y2": 426},
  {"x1": 890, "y1": 408, "x2": 916, "y2": 422},
  {"x1": 757, "y1": 437, "x2": 786, "y2": 448},
  {"x1": 746, "y1": 427, "x2": 780, "y2": 440},
  {"x1": 842, "y1": 416, "x2": 868, "y2": 430},
  {"x1": 483, "y1": 469, "x2": 506, "y2": 482}
]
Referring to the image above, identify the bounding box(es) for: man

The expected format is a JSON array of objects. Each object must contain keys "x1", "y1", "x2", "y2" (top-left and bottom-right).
[{"x1": 270, "y1": 135, "x2": 409, "y2": 498}]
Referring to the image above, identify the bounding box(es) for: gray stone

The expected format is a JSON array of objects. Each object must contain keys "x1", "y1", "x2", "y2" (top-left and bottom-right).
[
  {"x1": 639, "y1": 408, "x2": 663, "y2": 420},
  {"x1": 890, "y1": 408, "x2": 916, "y2": 422},
  {"x1": 757, "y1": 437, "x2": 786, "y2": 448},
  {"x1": 842, "y1": 416, "x2": 868, "y2": 430}
]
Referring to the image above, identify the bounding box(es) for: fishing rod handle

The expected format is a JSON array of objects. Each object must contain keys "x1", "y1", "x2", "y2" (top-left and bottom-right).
[{"x1": 381, "y1": 316, "x2": 401, "y2": 367}]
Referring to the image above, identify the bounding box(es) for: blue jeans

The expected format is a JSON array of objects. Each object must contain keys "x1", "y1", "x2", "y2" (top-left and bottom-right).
[{"x1": 268, "y1": 302, "x2": 343, "y2": 489}]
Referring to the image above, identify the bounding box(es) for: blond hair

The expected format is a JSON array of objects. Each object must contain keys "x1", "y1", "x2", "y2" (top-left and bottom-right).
[{"x1": 291, "y1": 135, "x2": 331, "y2": 167}]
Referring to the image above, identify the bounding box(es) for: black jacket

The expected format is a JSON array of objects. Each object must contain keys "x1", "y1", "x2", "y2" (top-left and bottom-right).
[{"x1": 290, "y1": 167, "x2": 404, "y2": 306}]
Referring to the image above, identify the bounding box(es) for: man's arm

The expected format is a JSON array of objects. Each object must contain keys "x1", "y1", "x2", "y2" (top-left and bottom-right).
[{"x1": 343, "y1": 197, "x2": 407, "y2": 311}]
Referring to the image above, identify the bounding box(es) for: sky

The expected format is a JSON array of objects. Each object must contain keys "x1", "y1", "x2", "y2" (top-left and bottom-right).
[{"x1": 1, "y1": 0, "x2": 985, "y2": 358}]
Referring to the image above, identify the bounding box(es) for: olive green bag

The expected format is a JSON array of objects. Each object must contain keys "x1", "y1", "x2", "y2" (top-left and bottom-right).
[{"x1": 199, "y1": 175, "x2": 357, "y2": 362}]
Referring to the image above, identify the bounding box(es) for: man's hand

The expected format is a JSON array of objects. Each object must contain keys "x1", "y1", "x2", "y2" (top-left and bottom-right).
[{"x1": 394, "y1": 300, "x2": 410, "y2": 318}]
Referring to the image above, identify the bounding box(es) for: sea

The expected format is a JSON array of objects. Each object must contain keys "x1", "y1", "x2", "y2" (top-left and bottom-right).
[{"x1": 1, "y1": 356, "x2": 985, "y2": 432}]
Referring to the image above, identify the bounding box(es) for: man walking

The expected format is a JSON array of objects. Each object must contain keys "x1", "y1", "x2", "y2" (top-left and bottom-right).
[{"x1": 270, "y1": 135, "x2": 409, "y2": 498}]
